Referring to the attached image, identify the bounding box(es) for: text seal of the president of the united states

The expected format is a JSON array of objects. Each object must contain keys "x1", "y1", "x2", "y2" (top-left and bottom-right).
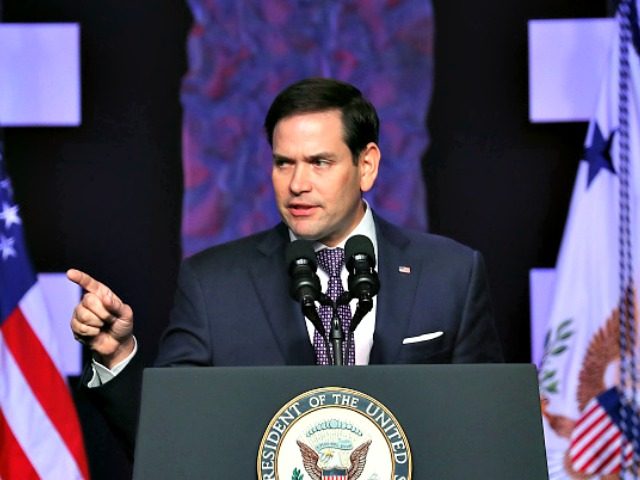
[{"x1": 257, "y1": 386, "x2": 412, "y2": 480}]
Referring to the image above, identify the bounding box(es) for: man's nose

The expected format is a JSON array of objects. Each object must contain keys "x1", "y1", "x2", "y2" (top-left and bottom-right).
[{"x1": 290, "y1": 164, "x2": 312, "y2": 194}]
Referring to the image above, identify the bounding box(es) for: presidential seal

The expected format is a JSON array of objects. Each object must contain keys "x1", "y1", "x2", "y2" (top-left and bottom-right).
[{"x1": 257, "y1": 387, "x2": 411, "y2": 480}]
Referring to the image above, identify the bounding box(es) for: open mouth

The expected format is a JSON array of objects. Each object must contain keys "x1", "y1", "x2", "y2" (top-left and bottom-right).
[{"x1": 287, "y1": 204, "x2": 317, "y2": 216}]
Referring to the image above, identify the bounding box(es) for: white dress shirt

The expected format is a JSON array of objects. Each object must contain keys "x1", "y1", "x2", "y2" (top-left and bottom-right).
[{"x1": 290, "y1": 201, "x2": 378, "y2": 365}]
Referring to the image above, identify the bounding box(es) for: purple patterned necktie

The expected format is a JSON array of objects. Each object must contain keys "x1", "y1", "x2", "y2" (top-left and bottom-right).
[{"x1": 314, "y1": 248, "x2": 355, "y2": 365}]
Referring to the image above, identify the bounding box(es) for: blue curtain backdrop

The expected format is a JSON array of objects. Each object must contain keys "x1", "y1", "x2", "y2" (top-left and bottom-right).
[{"x1": 181, "y1": 0, "x2": 433, "y2": 256}]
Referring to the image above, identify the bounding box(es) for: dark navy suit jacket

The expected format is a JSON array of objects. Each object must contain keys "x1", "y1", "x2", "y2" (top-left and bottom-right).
[
  {"x1": 156, "y1": 215, "x2": 501, "y2": 366},
  {"x1": 85, "y1": 214, "x2": 502, "y2": 455}
]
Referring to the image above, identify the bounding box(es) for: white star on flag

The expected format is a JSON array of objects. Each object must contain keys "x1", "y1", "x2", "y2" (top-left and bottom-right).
[
  {"x1": 0, "y1": 202, "x2": 21, "y2": 229},
  {"x1": 0, "y1": 234, "x2": 17, "y2": 260}
]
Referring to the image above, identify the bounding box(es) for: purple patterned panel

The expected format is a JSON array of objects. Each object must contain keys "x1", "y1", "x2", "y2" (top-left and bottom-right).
[{"x1": 181, "y1": 0, "x2": 433, "y2": 257}]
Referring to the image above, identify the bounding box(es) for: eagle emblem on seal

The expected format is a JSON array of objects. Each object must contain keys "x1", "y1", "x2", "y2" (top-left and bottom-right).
[
  {"x1": 296, "y1": 439, "x2": 371, "y2": 480},
  {"x1": 293, "y1": 418, "x2": 374, "y2": 480}
]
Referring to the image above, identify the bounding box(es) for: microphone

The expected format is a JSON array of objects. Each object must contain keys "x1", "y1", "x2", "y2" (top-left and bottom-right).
[
  {"x1": 344, "y1": 235, "x2": 380, "y2": 332},
  {"x1": 285, "y1": 240, "x2": 325, "y2": 337}
]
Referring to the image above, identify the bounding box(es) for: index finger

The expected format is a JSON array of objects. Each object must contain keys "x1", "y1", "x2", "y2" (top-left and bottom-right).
[
  {"x1": 67, "y1": 268, "x2": 122, "y2": 312},
  {"x1": 67, "y1": 268, "x2": 127, "y2": 316},
  {"x1": 66, "y1": 268, "x2": 103, "y2": 293}
]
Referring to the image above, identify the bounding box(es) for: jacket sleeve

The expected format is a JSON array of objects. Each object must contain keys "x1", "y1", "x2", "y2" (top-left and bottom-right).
[
  {"x1": 80, "y1": 350, "x2": 144, "y2": 460},
  {"x1": 452, "y1": 250, "x2": 504, "y2": 363}
]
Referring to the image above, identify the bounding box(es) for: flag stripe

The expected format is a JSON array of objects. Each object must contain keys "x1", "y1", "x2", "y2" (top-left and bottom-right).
[
  {"x1": 0, "y1": 408, "x2": 39, "y2": 480},
  {"x1": 594, "y1": 439, "x2": 623, "y2": 474},
  {"x1": 570, "y1": 409, "x2": 607, "y2": 448},
  {"x1": 18, "y1": 284, "x2": 65, "y2": 374},
  {"x1": 1, "y1": 308, "x2": 88, "y2": 479},
  {"x1": 0, "y1": 332, "x2": 83, "y2": 479},
  {"x1": 570, "y1": 414, "x2": 615, "y2": 462},
  {"x1": 580, "y1": 429, "x2": 620, "y2": 472},
  {"x1": 572, "y1": 402, "x2": 601, "y2": 434},
  {"x1": 600, "y1": 442, "x2": 634, "y2": 474}
]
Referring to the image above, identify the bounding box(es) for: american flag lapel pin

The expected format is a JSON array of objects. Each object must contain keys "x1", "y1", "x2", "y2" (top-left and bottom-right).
[{"x1": 398, "y1": 265, "x2": 411, "y2": 274}]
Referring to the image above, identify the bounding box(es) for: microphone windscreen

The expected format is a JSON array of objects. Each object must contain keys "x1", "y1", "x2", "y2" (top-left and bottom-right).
[
  {"x1": 345, "y1": 235, "x2": 375, "y2": 266},
  {"x1": 285, "y1": 240, "x2": 317, "y2": 268}
]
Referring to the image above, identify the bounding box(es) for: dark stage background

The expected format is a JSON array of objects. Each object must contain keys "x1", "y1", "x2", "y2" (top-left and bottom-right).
[{"x1": 3, "y1": 0, "x2": 607, "y2": 478}]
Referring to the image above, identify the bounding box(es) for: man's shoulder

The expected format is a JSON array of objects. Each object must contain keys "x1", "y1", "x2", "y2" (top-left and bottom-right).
[
  {"x1": 375, "y1": 218, "x2": 485, "y2": 286},
  {"x1": 375, "y1": 215, "x2": 477, "y2": 260}
]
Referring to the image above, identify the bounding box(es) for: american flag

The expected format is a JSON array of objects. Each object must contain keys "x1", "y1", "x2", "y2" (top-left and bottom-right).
[
  {"x1": 0, "y1": 154, "x2": 89, "y2": 478},
  {"x1": 569, "y1": 387, "x2": 636, "y2": 475}
]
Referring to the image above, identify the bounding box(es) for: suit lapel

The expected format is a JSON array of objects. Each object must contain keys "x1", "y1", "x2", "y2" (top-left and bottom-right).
[
  {"x1": 249, "y1": 224, "x2": 316, "y2": 365},
  {"x1": 369, "y1": 216, "x2": 421, "y2": 364}
]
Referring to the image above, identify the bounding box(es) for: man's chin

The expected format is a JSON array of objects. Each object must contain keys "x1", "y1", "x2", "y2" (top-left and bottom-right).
[
  {"x1": 284, "y1": 217, "x2": 315, "y2": 237},
  {"x1": 290, "y1": 229, "x2": 320, "y2": 241},
  {"x1": 289, "y1": 227, "x2": 342, "y2": 247}
]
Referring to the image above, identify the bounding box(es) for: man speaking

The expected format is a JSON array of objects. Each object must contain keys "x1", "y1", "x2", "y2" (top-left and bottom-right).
[{"x1": 68, "y1": 78, "x2": 503, "y2": 453}]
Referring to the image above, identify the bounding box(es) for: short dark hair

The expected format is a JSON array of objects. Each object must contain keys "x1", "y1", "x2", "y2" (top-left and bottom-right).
[{"x1": 264, "y1": 78, "x2": 380, "y2": 162}]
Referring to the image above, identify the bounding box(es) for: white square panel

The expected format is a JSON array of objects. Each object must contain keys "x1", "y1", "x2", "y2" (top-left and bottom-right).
[
  {"x1": 528, "y1": 18, "x2": 615, "y2": 123},
  {"x1": 0, "y1": 23, "x2": 80, "y2": 126}
]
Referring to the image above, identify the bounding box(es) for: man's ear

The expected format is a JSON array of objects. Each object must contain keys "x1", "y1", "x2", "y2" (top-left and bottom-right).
[{"x1": 358, "y1": 142, "x2": 380, "y2": 193}]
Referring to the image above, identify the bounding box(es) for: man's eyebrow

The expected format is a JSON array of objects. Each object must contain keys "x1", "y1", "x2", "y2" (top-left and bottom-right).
[
  {"x1": 307, "y1": 152, "x2": 338, "y2": 161},
  {"x1": 272, "y1": 154, "x2": 293, "y2": 163},
  {"x1": 272, "y1": 152, "x2": 339, "y2": 162}
]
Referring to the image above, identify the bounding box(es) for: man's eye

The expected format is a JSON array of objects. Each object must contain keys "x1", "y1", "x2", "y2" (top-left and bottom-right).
[
  {"x1": 312, "y1": 158, "x2": 330, "y2": 166},
  {"x1": 274, "y1": 159, "x2": 292, "y2": 168}
]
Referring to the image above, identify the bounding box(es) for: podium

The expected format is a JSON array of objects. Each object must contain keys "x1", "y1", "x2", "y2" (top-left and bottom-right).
[{"x1": 133, "y1": 364, "x2": 548, "y2": 479}]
